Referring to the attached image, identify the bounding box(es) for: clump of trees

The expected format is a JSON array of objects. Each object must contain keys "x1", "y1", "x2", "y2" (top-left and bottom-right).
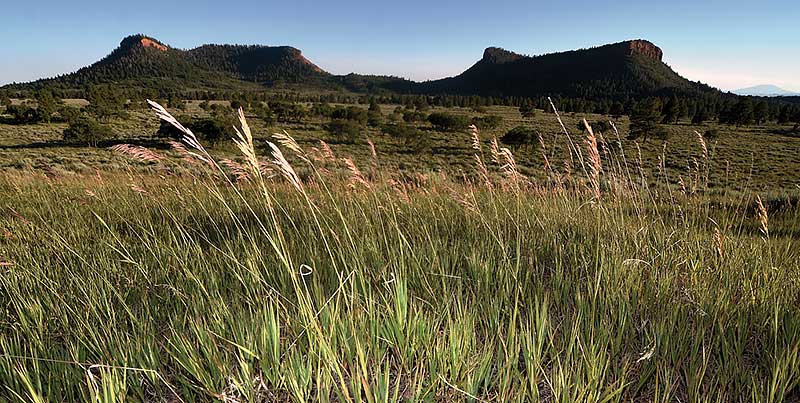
[
  {"x1": 63, "y1": 117, "x2": 112, "y2": 147},
  {"x1": 471, "y1": 115, "x2": 503, "y2": 130},
  {"x1": 156, "y1": 112, "x2": 236, "y2": 144},
  {"x1": 628, "y1": 98, "x2": 669, "y2": 141},
  {"x1": 326, "y1": 119, "x2": 362, "y2": 144},
  {"x1": 382, "y1": 123, "x2": 429, "y2": 152},
  {"x1": 86, "y1": 85, "x2": 126, "y2": 120},
  {"x1": 428, "y1": 112, "x2": 469, "y2": 132},
  {"x1": 501, "y1": 126, "x2": 536, "y2": 145}
]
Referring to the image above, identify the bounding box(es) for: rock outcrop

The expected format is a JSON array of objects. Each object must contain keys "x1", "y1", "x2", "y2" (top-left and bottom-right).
[{"x1": 623, "y1": 39, "x2": 662, "y2": 61}]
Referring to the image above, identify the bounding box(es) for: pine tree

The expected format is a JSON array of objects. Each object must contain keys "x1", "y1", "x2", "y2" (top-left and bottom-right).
[
  {"x1": 662, "y1": 95, "x2": 680, "y2": 124},
  {"x1": 629, "y1": 98, "x2": 663, "y2": 141},
  {"x1": 35, "y1": 88, "x2": 59, "y2": 123}
]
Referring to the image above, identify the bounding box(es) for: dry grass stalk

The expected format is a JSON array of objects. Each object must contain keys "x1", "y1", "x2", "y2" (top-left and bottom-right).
[
  {"x1": 695, "y1": 131, "x2": 708, "y2": 160},
  {"x1": 319, "y1": 140, "x2": 336, "y2": 161},
  {"x1": 130, "y1": 183, "x2": 148, "y2": 194},
  {"x1": 231, "y1": 108, "x2": 264, "y2": 180},
  {"x1": 469, "y1": 124, "x2": 482, "y2": 152},
  {"x1": 538, "y1": 133, "x2": 551, "y2": 174},
  {"x1": 499, "y1": 147, "x2": 520, "y2": 185},
  {"x1": 273, "y1": 130, "x2": 308, "y2": 163},
  {"x1": 713, "y1": 226, "x2": 724, "y2": 257},
  {"x1": 343, "y1": 158, "x2": 370, "y2": 189},
  {"x1": 148, "y1": 100, "x2": 203, "y2": 152},
  {"x1": 583, "y1": 119, "x2": 602, "y2": 199},
  {"x1": 109, "y1": 144, "x2": 163, "y2": 163},
  {"x1": 755, "y1": 195, "x2": 769, "y2": 237},
  {"x1": 474, "y1": 155, "x2": 493, "y2": 189},
  {"x1": 219, "y1": 159, "x2": 251, "y2": 182},
  {"x1": 366, "y1": 138, "x2": 379, "y2": 176},
  {"x1": 388, "y1": 178, "x2": 411, "y2": 203},
  {"x1": 268, "y1": 142, "x2": 304, "y2": 193},
  {"x1": 489, "y1": 137, "x2": 501, "y2": 165}
]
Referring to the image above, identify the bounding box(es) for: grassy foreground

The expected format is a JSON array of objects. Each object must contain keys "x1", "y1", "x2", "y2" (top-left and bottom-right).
[{"x1": 1, "y1": 107, "x2": 799, "y2": 402}]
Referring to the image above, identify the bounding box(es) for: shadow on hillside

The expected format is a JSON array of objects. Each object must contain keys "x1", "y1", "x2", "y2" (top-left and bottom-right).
[{"x1": 770, "y1": 126, "x2": 800, "y2": 138}]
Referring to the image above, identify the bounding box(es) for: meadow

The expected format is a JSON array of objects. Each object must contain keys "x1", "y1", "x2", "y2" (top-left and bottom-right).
[{"x1": 1, "y1": 101, "x2": 800, "y2": 402}]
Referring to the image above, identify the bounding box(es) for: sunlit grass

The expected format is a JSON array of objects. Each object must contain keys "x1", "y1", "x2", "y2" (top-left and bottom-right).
[{"x1": 0, "y1": 104, "x2": 799, "y2": 402}]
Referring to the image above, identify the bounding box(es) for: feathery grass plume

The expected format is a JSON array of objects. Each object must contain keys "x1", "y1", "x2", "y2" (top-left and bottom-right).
[
  {"x1": 149, "y1": 101, "x2": 213, "y2": 167},
  {"x1": 691, "y1": 157, "x2": 700, "y2": 194},
  {"x1": 499, "y1": 147, "x2": 521, "y2": 190},
  {"x1": 678, "y1": 175, "x2": 687, "y2": 195},
  {"x1": 489, "y1": 137, "x2": 501, "y2": 165},
  {"x1": 366, "y1": 138, "x2": 379, "y2": 177},
  {"x1": 109, "y1": 144, "x2": 163, "y2": 163},
  {"x1": 343, "y1": 158, "x2": 370, "y2": 189},
  {"x1": 129, "y1": 183, "x2": 148, "y2": 194},
  {"x1": 755, "y1": 195, "x2": 769, "y2": 238},
  {"x1": 713, "y1": 226, "x2": 724, "y2": 257},
  {"x1": 319, "y1": 140, "x2": 336, "y2": 161},
  {"x1": 474, "y1": 154, "x2": 493, "y2": 189},
  {"x1": 695, "y1": 130, "x2": 708, "y2": 160},
  {"x1": 537, "y1": 132, "x2": 551, "y2": 174},
  {"x1": 469, "y1": 124, "x2": 482, "y2": 152},
  {"x1": 219, "y1": 159, "x2": 251, "y2": 182},
  {"x1": 231, "y1": 107, "x2": 263, "y2": 180},
  {"x1": 268, "y1": 142, "x2": 303, "y2": 193},
  {"x1": 445, "y1": 183, "x2": 478, "y2": 213},
  {"x1": 388, "y1": 178, "x2": 411, "y2": 203},
  {"x1": 583, "y1": 119, "x2": 602, "y2": 199},
  {"x1": 148, "y1": 100, "x2": 201, "y2": 151},
  {"x1": 468, "y1": 125, "x2": 492, "y2": 189},
  {"x1": 273, "y1": 130, "x2": 309, "y2": 163}
]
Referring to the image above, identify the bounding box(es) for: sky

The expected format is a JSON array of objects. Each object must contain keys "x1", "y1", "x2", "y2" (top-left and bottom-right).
[{"x1": 1, "y1": 0, "x2": 799, "y2": 92}]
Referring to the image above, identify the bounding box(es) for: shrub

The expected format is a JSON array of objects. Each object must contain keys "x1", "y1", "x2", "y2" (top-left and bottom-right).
[
  {"x1": 156, "y1": 113, "x2": 235, "y2": 144},
  {"x1": 428, "y1": 112, "x2": 469, "y2": 132},
  {"x1": 191, "y1": 114, "x2": 237, "y2": 144},
  {"x1": 471, "y1": 115, "x2": 503, "y2": 131},
  {"x1": 156, "y1": 114, "x2": 193, "y2": 139},
  {"x1": 402, "y1": 110, "x2": 426, "y2": 123},
  {"x1": 501, "y1": 126, "x2": 536, "y2": 145},
  {"x1": 331, "y1": 106, "x2": 368, "y2": 124},
  {"x1": 63, "y1": 117, "x2": 112, "y2": 147},
  {"x1": 327, "y1": 119, "x2": 363, "y2": 143},
  {"x1": 5, "y1": 104, "x2": 39, "y2": 124},
  {"x1": 57, "y1": 106, "x2": 82, "y2": 123},
  {"x1": 382, "y1": 123, "x2": 429, "y2": 152},
  {"x1": 703, "y1": 129, "x2": 718, "y2": 140}
]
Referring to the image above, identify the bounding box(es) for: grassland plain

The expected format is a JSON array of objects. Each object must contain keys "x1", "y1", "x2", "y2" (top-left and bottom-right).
[
  {"x1": 0, "y1": 102, "x2": 799, "y2": 402},
  {"x1": 1, "y1": 100, "x2": 799, "y2": 193}
]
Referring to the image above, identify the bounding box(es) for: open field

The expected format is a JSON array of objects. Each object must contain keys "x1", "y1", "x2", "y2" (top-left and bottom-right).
[
  {"x1": 1, "y1": 101, "x2": 799, "y2": 193},
  {"x1": 1, "y1": 103, "x2": 800, "y2": 402}
]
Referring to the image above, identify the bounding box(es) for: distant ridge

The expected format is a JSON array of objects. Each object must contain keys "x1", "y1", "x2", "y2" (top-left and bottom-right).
[
  {"x1": 733, "y1": 85, "x2": 799, "y2": 97},
  {"x1": 411, "y1": 40, "x2": 716, "y2": 100},
  {"x1": 8, "y1": 34, "x2": 330, "y2": 92},
  {"x1": 4, "y1": 36, "x2": 722, "y2": 101}
]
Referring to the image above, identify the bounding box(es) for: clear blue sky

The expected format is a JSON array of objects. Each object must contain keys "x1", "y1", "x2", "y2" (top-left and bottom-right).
[{"x1": 1, "y1": 0, "x2": 798, "y2": 91}]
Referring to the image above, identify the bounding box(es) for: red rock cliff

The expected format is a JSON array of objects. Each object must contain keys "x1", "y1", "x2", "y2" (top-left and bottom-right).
[{"x1": 624, "y1": 40, "x2": 662, "y2": 61}]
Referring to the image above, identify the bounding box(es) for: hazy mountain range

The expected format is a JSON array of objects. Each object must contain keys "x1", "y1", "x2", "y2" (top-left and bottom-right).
[{"x1": 733, "y1": 85, "x2": 799, "y2": 97}]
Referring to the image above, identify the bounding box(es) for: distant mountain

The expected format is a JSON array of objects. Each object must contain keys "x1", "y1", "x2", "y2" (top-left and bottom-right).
[
  {"x1": 7, "y1": 35, "x2": 330, "y2": 92},
  {"x1": 411, "y1": 40, "x2": 719, "y2": 100},
  {"x1": 733, "y1": 85, "x2": 799, "y2": 97},
  {"x1": 4, "y1": 36, "x2": 725, "y2": 102}
]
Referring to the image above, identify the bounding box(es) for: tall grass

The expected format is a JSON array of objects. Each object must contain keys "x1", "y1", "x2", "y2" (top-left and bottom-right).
[{"x1": 0, "y1": 101, "x2": 799, "y2": 402}]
